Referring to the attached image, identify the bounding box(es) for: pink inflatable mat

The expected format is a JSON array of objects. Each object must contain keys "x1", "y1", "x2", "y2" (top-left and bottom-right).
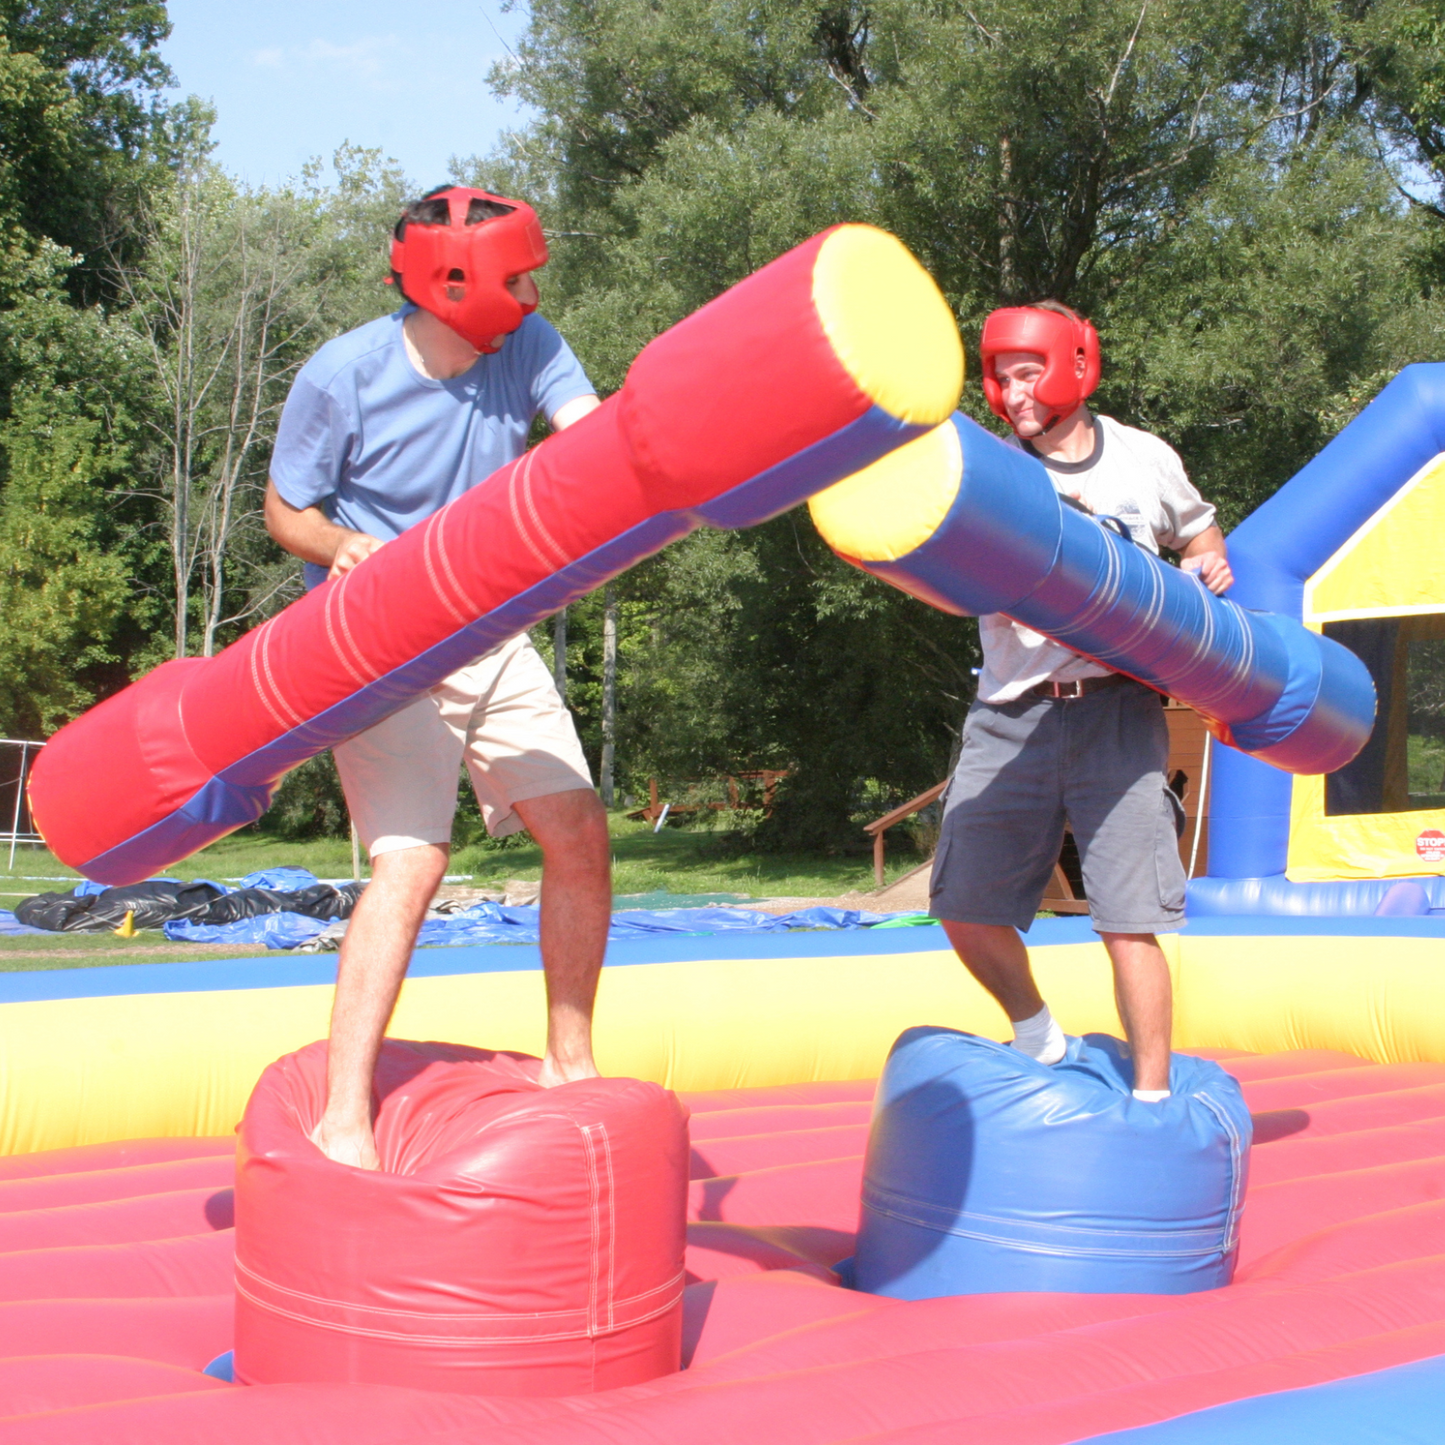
[{"x1": 2, "y1": 1047, "x2": 1445, "y2": 1444}]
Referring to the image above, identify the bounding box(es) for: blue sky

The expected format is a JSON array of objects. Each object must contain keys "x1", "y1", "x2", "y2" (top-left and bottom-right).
[{"x1": 160, "y1": 1, "x2": 533, "y2": 189}]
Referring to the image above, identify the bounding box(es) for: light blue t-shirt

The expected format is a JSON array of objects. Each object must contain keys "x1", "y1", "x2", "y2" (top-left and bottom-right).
[{"x1": 271, "y1": 306, "x2": 594, "y2": 588}]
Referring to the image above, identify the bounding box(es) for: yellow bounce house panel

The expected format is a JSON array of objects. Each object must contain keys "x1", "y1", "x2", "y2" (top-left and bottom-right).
[
  {"x1": 0, "y1": 945, "x2": 1106, "y2": 1154},
  {"x1": 1288, "y1": 766, "x2": 1445, "y2": 880},
  {"x1": 1290, "y1": 610, "x2": 1445, "y2": 880},
  {"x1": 1306, "y1": 453, "x2": 1445, "y2": 622},
  {"x1": 1286, "y1": 457, "x2": 1445, "y2": 881},
  {"x1": 7, "y1": 932, "x2": 1445, "y2": 1156}
]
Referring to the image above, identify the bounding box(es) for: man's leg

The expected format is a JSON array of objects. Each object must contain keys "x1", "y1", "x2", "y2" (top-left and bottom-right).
[
  {"x1": 1101, "y1": 931, "x2": 1172, "y2": 1093},
  {"x1": 458, "y1": 634, "x2": 610, "y2": 1087},
  {"x1": 931, "y1": 698, "x2": 1069, "y2": 1060},
  {"x1": 1064, "y1": 685, "x2": 1184, "y2": 1097},
  {"x1": 311, "y1": 841, "x2": 451, "y2": 1168},
  {"x1": 513, "y1": 788, "x2": 611, "y2": 1087},
  {"x1": 941, "y1": 920, "x2": 1044, "y2": 1020},
  {"x1": 940, "y1": 919, "x2": 1066, "y2": 1064}
]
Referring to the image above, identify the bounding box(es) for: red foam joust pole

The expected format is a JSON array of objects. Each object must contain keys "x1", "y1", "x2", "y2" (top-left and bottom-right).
[{"x1": 28, "y1": 226, "x2": 963, "y2": 883}]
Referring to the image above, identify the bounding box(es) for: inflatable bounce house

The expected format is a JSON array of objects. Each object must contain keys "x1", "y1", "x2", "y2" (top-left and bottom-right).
[
  {"x1": 1192, "y1": 363, "x2": 1445, "y2": 915},
  {"x1": 0, "y1": 230, "x2": 1441, "y2": 1443}
]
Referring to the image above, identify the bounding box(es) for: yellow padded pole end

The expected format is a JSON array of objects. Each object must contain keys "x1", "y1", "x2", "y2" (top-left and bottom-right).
[
  {"x1": 809, "y1": 420, "x2": 962, "y2": 562},
  {"x1": 812, "y1": 227, "x2": 963, "y2": 425}
]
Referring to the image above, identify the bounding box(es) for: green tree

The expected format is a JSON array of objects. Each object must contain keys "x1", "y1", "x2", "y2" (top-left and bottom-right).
[
  {"x1": 470, "y1": 0, "x2": 1445, "y2": 846},
  {"x1": 0, "y1": 392, "x2": 129, "y2": 733},
  {"x1": 0, "y1": 2, "x2": 203, "y2": 299},
  {"x1": 0, "y1": 3, "x2": 207, "y2": 730},
  {"x1": 113, "y1": 148, "x2": 411, "y2": 660},
  {"x1": 613, "y1": 518, "x2": 978, "y2": 849},
  {"x1": 1111, "y1": 142, "x2": 1445, "y2": 528}
]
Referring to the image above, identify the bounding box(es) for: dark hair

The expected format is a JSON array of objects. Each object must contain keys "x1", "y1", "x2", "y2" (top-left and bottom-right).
[
  {"x1": 390, "y1": 186, "x2": 517, "y2": 298},
  {"x1": 1029, "y1": 299, "x2": 1086, "y2": 324}
]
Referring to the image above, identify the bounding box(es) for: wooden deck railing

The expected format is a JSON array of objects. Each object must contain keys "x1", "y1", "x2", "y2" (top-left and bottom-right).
[
  {"x1": 863, "y1": 781, "x2": 948, "y2": 887},
  {"x1": 627, "y1": 770, "x2": 790, "y2": 825}
]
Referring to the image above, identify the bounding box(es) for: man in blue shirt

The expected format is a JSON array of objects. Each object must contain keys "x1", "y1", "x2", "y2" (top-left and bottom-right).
[{"x1": 265, "y1": 187, "x2": 607, "y2": 1169}]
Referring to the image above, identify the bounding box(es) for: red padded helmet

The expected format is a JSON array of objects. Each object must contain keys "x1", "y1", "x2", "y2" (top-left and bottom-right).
[
  {"x1": 979, "y1": 306, "x2": 1101, "y2": 432},
  {"x1": 388, "y1": 187, "x2": 549, "y2": 353}
]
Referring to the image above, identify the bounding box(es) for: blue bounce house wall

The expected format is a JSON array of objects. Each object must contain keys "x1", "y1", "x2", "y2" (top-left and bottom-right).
[{"x1": 1194, "y1": 363, "x2": 1445, "y2": 916}]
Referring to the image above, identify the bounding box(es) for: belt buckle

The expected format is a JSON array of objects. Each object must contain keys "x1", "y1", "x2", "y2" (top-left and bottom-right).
[{"x1": 1051, "y1": 680, "x2": 1084, "y2": 699}]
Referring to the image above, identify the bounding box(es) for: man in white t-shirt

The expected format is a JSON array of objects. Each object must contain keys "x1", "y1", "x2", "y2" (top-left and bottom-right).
[{"x1": 930, "y1": 302, "x2": 1233, "y2": 1100}]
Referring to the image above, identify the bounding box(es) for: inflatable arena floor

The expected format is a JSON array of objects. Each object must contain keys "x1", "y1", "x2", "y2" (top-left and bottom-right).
[
  {"x1": 0, "y1": 1044, "x2": 1441, "y2": 1444},
  {"x1": 0, "y1": 919, "x2": 1441, "y2": 1441}
]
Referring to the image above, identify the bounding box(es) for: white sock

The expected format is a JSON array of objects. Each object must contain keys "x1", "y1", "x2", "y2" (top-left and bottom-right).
[
  {"x1": 1132, "y1": 1088, "x2": 1171, "y2": 1102},
  {"x1": 1010, "y1": 1006, "x2": 1066, "y2": 1065}
]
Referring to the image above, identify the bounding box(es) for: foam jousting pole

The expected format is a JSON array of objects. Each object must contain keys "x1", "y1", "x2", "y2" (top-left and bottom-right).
[
  {"x1": 30, "y1": 227, "x2": 964, "y2": 884},
  {"x1": 810, "y1": 416, "x2": 1376, "y2": 775}
]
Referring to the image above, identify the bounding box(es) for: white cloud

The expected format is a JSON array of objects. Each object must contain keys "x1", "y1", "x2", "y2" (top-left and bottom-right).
[
  {"x1": 304, "y1": 37, "x2": 391, "y2": 81},
  {"x1": 247, "y1": 35, "x2": 408, "y2": 91}
]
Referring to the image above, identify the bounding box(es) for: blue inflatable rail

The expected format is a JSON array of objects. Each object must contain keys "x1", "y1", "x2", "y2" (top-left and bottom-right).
[
  {"x1": 1073, "y1": 1352, "x2": 1445, "y2": 1443},
  {"x1": 1188, "y1": 873, "x2": 1445, "y2": 917}
]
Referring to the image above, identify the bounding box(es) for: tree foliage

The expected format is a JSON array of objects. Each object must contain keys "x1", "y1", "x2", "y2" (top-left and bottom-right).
[
  {"x1": 0, "y1": 392, "x2": 129, "y2": 733},
  {"x1": 112, "y1": 152, "x2": 405, "y2": 658},
  {"x1": 0, "y1": 4, "x2": 405, "y2": 728},
  {"x1": 471, "y1": 0, "x2": 1445, "y2": 845},
  {"x1": 4, "y1": 2, "x2": 1445, "y2": 855},
  {"x1": 0, "y1": 1, "x2": 204, "y2": 296}
]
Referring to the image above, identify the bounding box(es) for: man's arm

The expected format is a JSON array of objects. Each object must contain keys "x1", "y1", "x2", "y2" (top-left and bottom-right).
[
  {"x1": 1179, "y1": 525, "x2": 1233, "y2": 595},
  {"x1": 264, "y1": 483, "x2": 385, "y2": 580},
  {"x1": 551, "y1": 393, "x2": 600, "y2": 430},
  {"x1": 265, "y1": 396, "x2": 601, "y2": 579}
]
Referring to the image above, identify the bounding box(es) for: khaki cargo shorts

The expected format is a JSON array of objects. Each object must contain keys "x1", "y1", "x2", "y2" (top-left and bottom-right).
[{"x1": 332, "y1": 633, "x2": 593, "y2": 858}]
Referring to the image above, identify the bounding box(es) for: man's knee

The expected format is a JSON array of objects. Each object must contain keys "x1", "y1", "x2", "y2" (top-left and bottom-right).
[
  {"x1": 367, "y1": 841, "x2": 451, "y2": 897},
  {"x1": 516, "y1": 788, "x2": 609, "y2": 861},
  {"x1": 942, "y1": 919, "x2": 1018, "y2": 951}
]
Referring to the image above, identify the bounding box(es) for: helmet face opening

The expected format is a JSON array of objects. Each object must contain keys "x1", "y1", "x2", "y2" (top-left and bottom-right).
[
  {"x1": 389, "y1": 187, "x2": 549, "y2": 353},
  {"x1": 979, "y1": 307, "x2": 1101, "y2": 431}
]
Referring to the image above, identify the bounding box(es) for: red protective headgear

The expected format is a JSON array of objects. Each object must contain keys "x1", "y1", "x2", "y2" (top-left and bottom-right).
[
  {"x1": 388, "y1": 187, "x2": 549, "y2": 353},
  {"x1": 979, "y1": 306, "x2": 1101, "y2": 433}
]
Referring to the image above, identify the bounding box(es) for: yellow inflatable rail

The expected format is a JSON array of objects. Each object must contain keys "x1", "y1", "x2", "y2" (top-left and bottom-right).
[{"x1": 1, "y1": 919, "x2": 1443, "y2": 1154}]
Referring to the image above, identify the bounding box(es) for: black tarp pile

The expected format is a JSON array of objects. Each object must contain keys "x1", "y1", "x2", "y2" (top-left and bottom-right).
[{"x1": 16, "y1": 877, "x2": 364, "y2": 934}]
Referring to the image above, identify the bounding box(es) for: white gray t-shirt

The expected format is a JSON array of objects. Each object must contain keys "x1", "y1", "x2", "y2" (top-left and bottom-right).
[{"x1": 976, "y1": 414, "x2": 1216, "y2": 703}]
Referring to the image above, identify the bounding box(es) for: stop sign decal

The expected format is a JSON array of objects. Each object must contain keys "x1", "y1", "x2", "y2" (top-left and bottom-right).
[{"x1": 1417, "y1": 830, "x2": 1445, "y2": 863}]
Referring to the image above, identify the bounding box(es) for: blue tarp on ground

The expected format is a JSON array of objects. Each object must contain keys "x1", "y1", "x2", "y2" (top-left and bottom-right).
[
  {"x1": 6, "y1": 868, "x2": 933, "y2": 951},
  {"x1": 163, "y1": 911, "x2": 343, "y2": 950},
  {"x1": 0, "y1": 911, "x2": 45, "y2": 936},
  {"x1": 233, "y1": 866, "x2": 329, "y2": 893},
  {"x1": 165, "y1": 901, "x2": 919, "y2": 951}
]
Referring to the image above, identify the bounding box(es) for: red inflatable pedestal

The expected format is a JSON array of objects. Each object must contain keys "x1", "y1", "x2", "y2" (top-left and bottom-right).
[{"x1": 233, "y1": 1041, "x2": 688, "y2": 1395}]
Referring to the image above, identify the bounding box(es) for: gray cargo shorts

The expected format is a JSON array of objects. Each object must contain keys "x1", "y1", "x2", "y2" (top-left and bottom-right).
[{"x1": 930, "y1": 681, "x2": 1186, "y2": 935}]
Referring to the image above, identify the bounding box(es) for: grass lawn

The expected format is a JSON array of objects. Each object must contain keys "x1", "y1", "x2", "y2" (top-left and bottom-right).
[
  {"x1": 457, "y1": 814, "x2": 922, "y2": 899},
  {"x1": 0, "y1": 934, "x2": 274, "y2": 970},
  {"x1": 0, "y1": 814, "x2": 928, "y2": 972}
]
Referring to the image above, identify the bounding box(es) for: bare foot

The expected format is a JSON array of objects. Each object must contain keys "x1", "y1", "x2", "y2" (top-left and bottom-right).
[
  {"x1": 309, "y1": 1120, "x2": 381, "y2": 1170},
  {"x1": 536, "y1": 1055, "x2": 602, "y2": 1089}
]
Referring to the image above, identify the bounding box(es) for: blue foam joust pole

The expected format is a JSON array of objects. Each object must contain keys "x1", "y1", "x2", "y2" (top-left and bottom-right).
[{"x1": 820, "y1": 413, "x2": 1376, "y2": 777}]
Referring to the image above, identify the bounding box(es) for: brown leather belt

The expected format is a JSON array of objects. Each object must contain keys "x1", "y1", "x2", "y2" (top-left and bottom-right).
[{"x1": 1021, "y1": 673, "x2": 1136, "y2": 702}]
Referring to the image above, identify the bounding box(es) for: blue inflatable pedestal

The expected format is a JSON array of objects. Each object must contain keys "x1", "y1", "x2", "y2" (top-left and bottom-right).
[{"x1": 852, "y1": 1028, "x2": 1252, "y2": 1300}]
